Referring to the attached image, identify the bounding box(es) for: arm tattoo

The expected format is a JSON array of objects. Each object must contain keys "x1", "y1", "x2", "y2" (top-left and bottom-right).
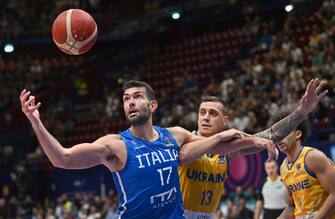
[
  {"x1": 228, "y1": 110, "x2": 305, "y2": 160},
  {"x1": 254, "y1": 110, "x2": 305, "y2": 143},
  {"x1": 229, "y1": 147, "x2": 264, "y2": 162},
  {"x1": 278, "y1": 206, "x2": 295, "y2": 219}
]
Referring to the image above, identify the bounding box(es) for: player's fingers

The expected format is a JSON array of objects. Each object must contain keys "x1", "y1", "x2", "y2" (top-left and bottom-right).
[
  {"x1": 314, "y1": 80, "x2": 327, "y2": 95},
  {"x1": 268, "y1": 143, "x2": 276, "y2": 160},
  {"x1": 29, "y1": 102, "x2": 41, "y2": 111},
  {"x1": 20, "y1": 91, "x2": 31, "y2": 105},
  {"x1": 20, "y1": 89, "x2": 26, "y2": 97},
  {"x1": 317, "y1": 90, "x2": 328, "y2": 100},
  {"x1": 267, "y1": 150, "x2": 272, "y2": 162},
  {"x1": 31, "y1": 96, "x2": 36, "y2": 106},
  {"x1": 312, "y1": 78, "x2": 319, "y2": 91},
  {"x1": 305, "y1": 79, "x2": 315, "y2": 95},
  {"x1": 25, "y1": 96, "x2": 35, "y2": 107},
  {"x1": 275, "y1": 148, "x2": 279, "y2": 160}
]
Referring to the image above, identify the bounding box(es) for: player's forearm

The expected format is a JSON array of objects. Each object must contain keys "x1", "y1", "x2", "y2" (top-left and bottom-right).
[
  {"x1": 255, "y1": 110, "x2": 305, "y2": 143},
  {"x1": 31, "y1": 119, "x2": 68, "y2": 167},
  {"x1": 277, "y1": 206, "x2": 294, "y2": 219},
  {"x1": 313, "y1": 194, "x2": 335, "y2": 219},
  {"x1": 179, "y1": 133, "x2": 222, "y2": 164},
  {"x1": 209, "y1": 135, "x2": 260, "y2": 155},
  {"x1": 230, "y1": 110, "x2": 305, "y2": 157}
]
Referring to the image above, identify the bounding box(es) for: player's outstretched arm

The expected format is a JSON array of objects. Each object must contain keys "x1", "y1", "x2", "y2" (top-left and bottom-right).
[
  {"x1": 229, "y1": 78, "x2": 328, "y2": 160},
  {"x1": 20, "y1": 89, "x2": 122, "y2": 170},
  {"x1": 170, "y1": 127, "x2": 276, "y2": 164},
  {"x1": 258, "y1": 78, "x2": 327, "y2": 142},
  {"x1": 169, "y1": 127, "x2": 246, "y2": 164},
  {"x1": 305, "y1": 150, "x2": 335, "y2": 219}
]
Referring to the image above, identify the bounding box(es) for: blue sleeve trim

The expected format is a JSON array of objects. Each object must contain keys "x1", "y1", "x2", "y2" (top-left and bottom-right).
[{"x1": 304, "y1": 149, "x2": 317, "y2": 179}]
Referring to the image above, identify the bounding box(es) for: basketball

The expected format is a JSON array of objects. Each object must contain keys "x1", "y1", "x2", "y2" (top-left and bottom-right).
[{"x1": 52, "y1": 9, "x2": 98, "y2": 55}]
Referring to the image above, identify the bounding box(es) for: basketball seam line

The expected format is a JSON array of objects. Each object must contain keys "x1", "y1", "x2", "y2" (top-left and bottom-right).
[
  {"x1": 71, "y1": 11, "x2": 89, "y2": 52},
  {"x1": 67, "y1": 10, "x2": 77, "y2": 53}
]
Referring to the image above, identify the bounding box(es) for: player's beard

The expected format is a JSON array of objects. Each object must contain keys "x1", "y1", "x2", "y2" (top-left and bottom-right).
[{"x1": 127, "y1": 104, "x2": 151, "y2": 126}]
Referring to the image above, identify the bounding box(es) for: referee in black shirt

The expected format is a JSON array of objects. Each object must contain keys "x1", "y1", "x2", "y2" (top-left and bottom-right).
[{"x1": 254, "y1": 160, "x2": 289, "y2": 219}]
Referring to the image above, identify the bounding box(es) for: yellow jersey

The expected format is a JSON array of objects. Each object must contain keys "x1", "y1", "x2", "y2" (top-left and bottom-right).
[
  {"x1": 178, "y1": 153, "x2": 229, "y2": 217},
  {"x1": 280, "y1": 146, "x2": 335, "y2": 218}
]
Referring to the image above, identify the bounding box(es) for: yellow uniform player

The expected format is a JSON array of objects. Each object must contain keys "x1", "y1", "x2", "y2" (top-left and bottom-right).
[
  {"x1": 278, "y1": 121, "x2": 335, "y2": 219},
  {"x1": 281, "y1": 146, "x2": 335, "y2": 218},
  {"x1": 179, "y1": 153, "x2": 229, "y2": 217},
  {"x1": 179, "y1": 78, "x2": 328, "y2": 219}
]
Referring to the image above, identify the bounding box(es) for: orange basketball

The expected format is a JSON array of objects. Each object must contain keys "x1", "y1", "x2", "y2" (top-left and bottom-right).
[{"x1": 52, "y1": 9, "x2": 98, "y2": 55}]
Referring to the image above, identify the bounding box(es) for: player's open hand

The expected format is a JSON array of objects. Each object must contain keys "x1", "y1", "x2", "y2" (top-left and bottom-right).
[
  {"x1": 253, "y1": 137, "x2": 278, "y2": 161},
  {"x1": 296, "y1": 78, "x2": 328, "y2": 116},
  {"x1": 20, "y1": 89, "x2": 41, "y2": 123}
]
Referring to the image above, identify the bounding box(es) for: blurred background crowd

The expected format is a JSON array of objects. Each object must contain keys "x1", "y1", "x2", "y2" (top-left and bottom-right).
[{"x1": 0, "y1": 0, "x2": 334, "y2": 218}]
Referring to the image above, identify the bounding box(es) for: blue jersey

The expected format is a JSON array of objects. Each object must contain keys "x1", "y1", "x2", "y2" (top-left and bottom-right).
[{"x1": 112, "y1": 126, "x2": 184, "y2": 219}]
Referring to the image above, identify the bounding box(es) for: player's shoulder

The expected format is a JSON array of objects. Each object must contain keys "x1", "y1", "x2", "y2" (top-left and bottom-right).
[
  {"x1": 166, "y1": 126, "x2": 188, "y2": 133},
  {"x1": 103, "y1": 134, "x2": 122, "y2": 140},
  {"x1": 94, "y1": 134, "x2": 123, "y2": 145},
  {"x1": 166, "y1": 126, "x2": 196, "y2": 139},
  {"x1": 304, "y1": 147, "x2": 329, "y2": 165},
  {"x1": 304, "y1": 146, "x2": 326, "y2": 160}
]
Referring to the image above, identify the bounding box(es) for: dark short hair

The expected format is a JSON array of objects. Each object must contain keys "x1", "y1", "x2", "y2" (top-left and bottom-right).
[
  {"x1": 200, "y1": 96, "x2": 228, "y2": 115},
  {"x1": 270, "y1": 112, "x2": 310, "y2": 143},
  {"x1": 122, "y1": 80, "x2": 156, "y2": 100},
  {"x1": 264, "y1": 159, "x2": 278, "y2": 166}
]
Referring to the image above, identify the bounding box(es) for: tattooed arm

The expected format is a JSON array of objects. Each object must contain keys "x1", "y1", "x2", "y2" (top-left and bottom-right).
[
  {"x1": 227, "y1": 78, "x2": 328, "y2": 162},
  {"x1": 227, "y1": 110, "x2": 304, "y2": 161},
  {"x1": 278, "y1": 180, "x2": 295, "y2": 219},
  {"x1": 277, "y1": 206, "x2": 295, "y2": 219}
]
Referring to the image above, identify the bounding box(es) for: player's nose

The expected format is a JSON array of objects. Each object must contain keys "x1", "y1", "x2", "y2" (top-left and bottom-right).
[
  {"x1": 202, "y1": 112, "x2": 210, "y2": 120},
  {"x1": 128, "y1": 97, "x2": 136, "y2": 106}
]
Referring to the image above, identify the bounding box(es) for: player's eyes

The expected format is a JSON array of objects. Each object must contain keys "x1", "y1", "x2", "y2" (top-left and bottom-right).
[{"x1": 210, "y1": 111, "x2": 218, "y2": 117}]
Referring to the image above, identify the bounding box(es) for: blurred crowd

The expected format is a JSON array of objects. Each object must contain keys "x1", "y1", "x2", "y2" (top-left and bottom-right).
[
  {"x1": 0, "y1": 186, "x2": 259, "y2": 219},
  {"x1": 0, "y1": 0, "x2": 112, "y2": 39},
  {"x1": 1, "y1": 0, "x2": 335, "y2": 218},
  {"x1": 142, "y1": 0, "x2": 335, "y2": 135},
  {"x1": 0, "y1": 56, "x2": 83, "y2": 113},
  {"x1": 0, "y1": 190, "x2": 119, "y2": 219}
]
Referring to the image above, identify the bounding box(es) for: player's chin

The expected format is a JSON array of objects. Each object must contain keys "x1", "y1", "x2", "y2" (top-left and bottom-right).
[
  {"x1": 200, "y1": 128, "x2": 215, "y2": 136},
  {"x1": 277, "y1": 146, "x2": 288, "y2": 153}
]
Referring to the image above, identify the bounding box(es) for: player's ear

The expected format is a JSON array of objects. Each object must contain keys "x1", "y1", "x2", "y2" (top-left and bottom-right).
[
  {"x1": 295, "y1": 130, "x2": 302, "y2": 140},
  {"x1": 222, "y1": 116, "x2": 229, "y2": 126},
  {"x1": 150, "y1": 100, "x2": 158, "y2": 112}
]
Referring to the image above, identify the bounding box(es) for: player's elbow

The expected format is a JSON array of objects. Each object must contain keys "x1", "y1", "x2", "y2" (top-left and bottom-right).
[
  {"x1": 52, "y1": 151, "x2": 72, "y2": 169},
  {"x1": 178, "y1": 150, "x2": 192, "y2": 165}
]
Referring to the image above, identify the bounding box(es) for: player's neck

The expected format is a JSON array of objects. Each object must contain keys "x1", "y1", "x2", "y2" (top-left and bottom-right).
[
  {"x1": 286, "y1": 144, "x2": 302, "y2": 163},
  {"x1": 269, "y1": 175, "x2": 278, "y2": 182},
  {"x1": 130, "y1": 119, "x2": 159, "y2": 141}
]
